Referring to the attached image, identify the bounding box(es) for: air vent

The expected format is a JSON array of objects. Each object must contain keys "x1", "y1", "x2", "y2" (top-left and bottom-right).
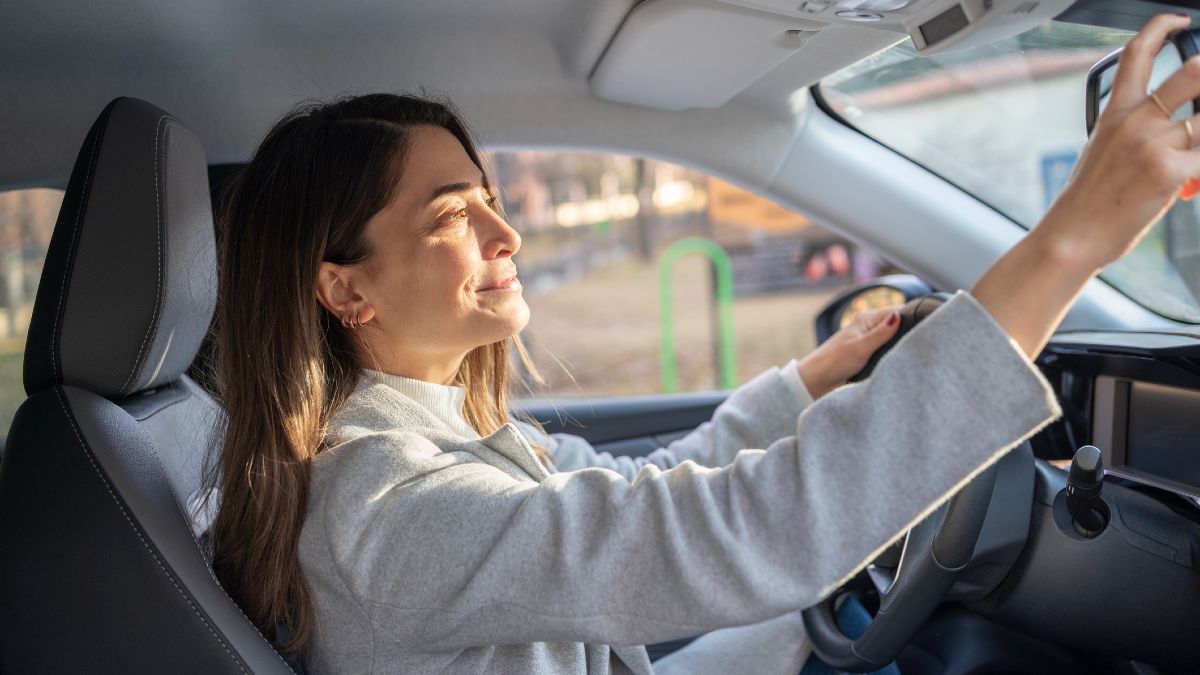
[{"x1": 1009, "y1": 1, "x2": 1039, "y2": 15}]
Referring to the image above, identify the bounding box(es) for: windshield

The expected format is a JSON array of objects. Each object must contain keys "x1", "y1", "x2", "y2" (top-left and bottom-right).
[{"x1": 819, "y1": 21, "x2": 1200, "y2": 324}]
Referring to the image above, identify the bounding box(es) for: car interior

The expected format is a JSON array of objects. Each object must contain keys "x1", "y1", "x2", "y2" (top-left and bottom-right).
[{"x1": 1, "y1": 0, "x2": 1199, "y2": 673}]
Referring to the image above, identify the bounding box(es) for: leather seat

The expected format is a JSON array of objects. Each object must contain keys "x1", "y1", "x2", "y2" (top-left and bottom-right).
[{"x1": 0, "y1": 98, "x2": 293, "y2": 674}]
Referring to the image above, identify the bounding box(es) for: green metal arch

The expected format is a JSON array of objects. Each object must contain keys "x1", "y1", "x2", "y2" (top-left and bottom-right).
[{"x1": 657, "y1": 237, "x2": 737, "y2": 393}]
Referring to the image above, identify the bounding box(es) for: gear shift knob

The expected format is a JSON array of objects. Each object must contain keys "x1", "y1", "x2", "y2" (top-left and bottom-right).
[{"x1": 1067, "y1": 445, "x2": 1108, "y2": 537}]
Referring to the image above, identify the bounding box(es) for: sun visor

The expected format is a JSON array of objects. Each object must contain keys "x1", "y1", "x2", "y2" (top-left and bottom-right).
[
  {"x1": 591, "y1": 0, "x2": 1082, "y2": 111},
  {"x1": 590, "y1": 0, "x2": 825, "y2": 111}
]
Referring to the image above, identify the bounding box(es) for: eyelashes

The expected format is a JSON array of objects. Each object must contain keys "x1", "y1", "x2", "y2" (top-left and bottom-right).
[{"x1": 438, "y1": 194, "x2": 501, "y2": 228}]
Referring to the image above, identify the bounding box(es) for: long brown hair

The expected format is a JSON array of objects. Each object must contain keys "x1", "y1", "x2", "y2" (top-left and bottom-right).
[{"x1": 205, "y1": 93, "x2": 545, "y2": 660}]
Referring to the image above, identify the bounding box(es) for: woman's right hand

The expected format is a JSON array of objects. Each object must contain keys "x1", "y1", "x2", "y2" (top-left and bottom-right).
[
  {"x1": 972, "y1": 12, "x2": 1200, "y2": 359},
  {"x1": 1041, "y1": 12, "x2": 1200, "y2": 270}
]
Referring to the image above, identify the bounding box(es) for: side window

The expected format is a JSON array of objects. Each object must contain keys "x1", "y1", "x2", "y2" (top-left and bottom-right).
[
  {"x1": 487, "y1": 151, "x2": 905, "y2": 398},
  {"x1": 0, "y1": 189, "x2": 62, "y2": 431}
]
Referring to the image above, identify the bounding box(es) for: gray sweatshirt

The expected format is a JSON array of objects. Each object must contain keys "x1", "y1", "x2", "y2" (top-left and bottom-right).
[{"x1": 297, "y1": 291, "x2": 1061, "y2": 673}]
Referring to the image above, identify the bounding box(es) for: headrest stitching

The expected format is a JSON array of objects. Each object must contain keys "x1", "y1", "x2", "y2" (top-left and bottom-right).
[
  {"x1": 119, "y1": 115, "x2": 171, "y2": 397},
  {"x1": 51, "y1": 105, "x2": 113, "y2": 388}
]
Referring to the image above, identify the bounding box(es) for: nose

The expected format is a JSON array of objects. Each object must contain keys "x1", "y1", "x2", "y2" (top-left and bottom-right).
[{"x1": 478, "y1": 200, "x2": 521, "y2": 260}]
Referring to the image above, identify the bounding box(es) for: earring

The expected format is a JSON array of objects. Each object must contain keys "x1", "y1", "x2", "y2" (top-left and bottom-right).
[{"x1": 339, "y1": 308, "x2": 370, "y2": 329}]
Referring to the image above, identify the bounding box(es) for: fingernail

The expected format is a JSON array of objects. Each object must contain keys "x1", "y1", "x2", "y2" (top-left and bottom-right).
[{"x1": 887, "y1": 313, "x2": 898, "y2": 327}]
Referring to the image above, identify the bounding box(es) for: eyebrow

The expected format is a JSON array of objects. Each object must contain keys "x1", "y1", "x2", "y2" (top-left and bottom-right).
[{"x1": 426, "y1": 173, "x2": 484, "y2": 205}]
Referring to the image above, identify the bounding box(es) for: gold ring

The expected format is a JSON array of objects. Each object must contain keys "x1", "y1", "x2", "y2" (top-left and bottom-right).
[
  {"x1": 1151, "y1": 90, "x2": 1174, "y2": 119},
  {"x1": 1186, "y1": 118, "x2": 1196, "y2": 147}
]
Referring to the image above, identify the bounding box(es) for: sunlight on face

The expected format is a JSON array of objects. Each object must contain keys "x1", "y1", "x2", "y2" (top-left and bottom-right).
[{"x1": 356, "y1": 125, "x2": 529, "y2": 369}]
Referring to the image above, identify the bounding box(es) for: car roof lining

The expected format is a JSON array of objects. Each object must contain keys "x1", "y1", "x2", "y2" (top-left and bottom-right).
[{"x1": 0, "y1": 0, "x2": 1182, "y2": 195}]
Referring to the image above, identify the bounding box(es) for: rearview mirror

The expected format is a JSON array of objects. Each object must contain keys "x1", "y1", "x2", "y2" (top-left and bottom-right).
[{"x1": 1086, "y1": 30, "x2": 1200, "y2": 136}]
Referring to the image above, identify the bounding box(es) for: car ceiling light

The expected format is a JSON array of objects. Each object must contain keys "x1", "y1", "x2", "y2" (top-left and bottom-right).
[
  {"x1": 836, "y1": 10, "x2": 883, "y2": 20},
  {"x1": 837, "y1": 0, "x2": 912, "y2": 11}
]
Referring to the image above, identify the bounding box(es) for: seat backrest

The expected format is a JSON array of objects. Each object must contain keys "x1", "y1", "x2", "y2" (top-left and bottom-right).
[{"x1": 0, "y1": 97, "x2": 294, "y2": 674}]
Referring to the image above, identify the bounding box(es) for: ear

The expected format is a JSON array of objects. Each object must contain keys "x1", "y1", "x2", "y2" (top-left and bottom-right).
[{"x1": 315, "y1": 262, "x2": 377, "y2": 325}]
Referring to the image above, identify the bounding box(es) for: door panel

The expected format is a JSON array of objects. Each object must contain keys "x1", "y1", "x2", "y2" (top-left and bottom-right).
[{"x1": 514, "y1": 391, "x2": 726, "y2": 457}]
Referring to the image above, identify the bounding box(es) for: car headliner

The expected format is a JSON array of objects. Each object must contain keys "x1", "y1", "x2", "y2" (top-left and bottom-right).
[
  {"x1": 0, "y1": 0, "x2": 883, "y2": 189},
  {"x1": 0, "y1": 0, "x2": 1189, "y2": 332},
  {"x1": 1, "y1": 0, "x2": 1183, "y2": 191}
]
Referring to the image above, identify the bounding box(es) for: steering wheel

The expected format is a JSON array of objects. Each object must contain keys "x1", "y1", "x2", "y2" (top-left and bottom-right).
[{"x1": 800, "y1": 292, "x2": 1003, "y2": 672}]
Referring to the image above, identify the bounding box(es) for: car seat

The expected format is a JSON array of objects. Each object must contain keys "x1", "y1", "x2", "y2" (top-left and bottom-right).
[{"x1": 0, "y1": 97, "x2": 294, "y2": 674}]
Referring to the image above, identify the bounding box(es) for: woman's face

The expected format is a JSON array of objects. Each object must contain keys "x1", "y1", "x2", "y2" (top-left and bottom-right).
[{"x1": 338, "y1": 125, "x2": 529, "y2": 379}]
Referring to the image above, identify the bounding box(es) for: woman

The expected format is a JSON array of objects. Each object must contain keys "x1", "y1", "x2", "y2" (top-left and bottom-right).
[{"x1": 207, "y1": 14, "x2": 1200, "y2": 673}]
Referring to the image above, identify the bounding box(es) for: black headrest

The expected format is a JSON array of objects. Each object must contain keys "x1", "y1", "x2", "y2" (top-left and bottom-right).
[{"x1": 24, "y1": 98, "x2": 216, "y2": 398}]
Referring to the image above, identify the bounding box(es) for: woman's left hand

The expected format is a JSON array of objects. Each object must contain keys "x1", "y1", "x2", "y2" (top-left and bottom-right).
[{"x1": 795, "y1": 307, "x2": 901, "y2": 399}]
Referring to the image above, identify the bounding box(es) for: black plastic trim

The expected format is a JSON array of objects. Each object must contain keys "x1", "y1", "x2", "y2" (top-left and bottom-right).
[{"x1": 514, "y1": 390, "x2": 726, "y2": 445}]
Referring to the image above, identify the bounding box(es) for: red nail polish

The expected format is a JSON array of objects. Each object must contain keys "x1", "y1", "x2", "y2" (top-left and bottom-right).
[{"x1": 887, "y1": 313, "x2": 898, "y2": 327}]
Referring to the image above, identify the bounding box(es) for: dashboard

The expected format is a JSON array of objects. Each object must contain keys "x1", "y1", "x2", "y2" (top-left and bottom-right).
[{"x1": 1038, "y1": 331, "x2": 1200, "y2": 505}]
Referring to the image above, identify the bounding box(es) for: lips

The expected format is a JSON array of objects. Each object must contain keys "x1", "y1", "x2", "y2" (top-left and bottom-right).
[{"x1": 477, "y1": 273, "x2": 519, "y2": 291}]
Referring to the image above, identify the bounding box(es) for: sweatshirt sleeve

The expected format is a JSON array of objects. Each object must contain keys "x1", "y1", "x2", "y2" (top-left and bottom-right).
[
  {"x1": 517, "y1": 359, "x2": 815, "y2": 479},
  {"x1": 313, "y1": 291, "x2": 1061, "y2": 651}
]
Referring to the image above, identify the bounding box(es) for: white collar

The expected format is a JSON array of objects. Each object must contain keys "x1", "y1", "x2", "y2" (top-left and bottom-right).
[{"x1": 360, "y1": 369, "x2": 481, "y2": 440}]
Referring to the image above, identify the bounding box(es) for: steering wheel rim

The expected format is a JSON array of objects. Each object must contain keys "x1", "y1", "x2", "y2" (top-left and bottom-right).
[{"x1": 801, "y1": 292, "x2": 999, "y2": 672}]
